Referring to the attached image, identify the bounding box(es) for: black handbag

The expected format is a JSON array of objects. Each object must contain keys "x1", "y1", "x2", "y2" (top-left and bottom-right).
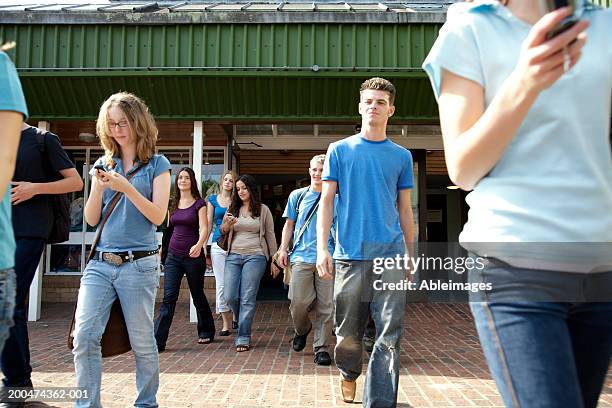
[
  {"x1": 160, "y1": 220, "x2": 174, "y2": 265},
  {"x1": 216, "y1": 231, "x2": 229, "y2": 251}
]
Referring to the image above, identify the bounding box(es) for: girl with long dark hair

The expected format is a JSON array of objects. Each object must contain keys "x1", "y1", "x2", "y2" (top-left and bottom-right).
[
  {"x1": 220, "y1": 174, "x2": 278, "y2": 352},
  {"x1": 154, "y1": 166, "x2": 215, "y2": 350}
]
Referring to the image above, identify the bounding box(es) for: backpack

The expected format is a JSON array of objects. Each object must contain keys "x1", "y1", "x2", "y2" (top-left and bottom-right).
[{"x1": 35, "y1": 130, "x2": 71, "y2": 244}]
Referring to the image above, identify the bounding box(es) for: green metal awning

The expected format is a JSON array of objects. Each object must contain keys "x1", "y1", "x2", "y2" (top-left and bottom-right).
[
  {"x1": 18, "y1": 71, "x2": 437, "y2": 121},
  {"x1": 1, "y1": 4, "x2": 445, "y2": 121}
]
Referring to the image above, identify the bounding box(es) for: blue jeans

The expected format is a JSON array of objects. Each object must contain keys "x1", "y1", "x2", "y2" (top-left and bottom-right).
[
  {"x1": 223, "y1": 253, "x2": 267, "y2": 346},
  {"x1": 334, "y1": 260, "x2": 407, "y2": 408},
  {"x1": 72, "y1": 254, "x2": 160, "y2": 408},
  {"x1": 154, "y1": 252, "x2": 215, "y2": 349},
  {"x1": 0, "y1": 268, "x2": 16, "y2": 357},
  {"x1": 469, "y1": 259, "x2": 612, "y2": 408},
  {"x1": 2, "y1": 237, "x2": 45, "y2": 387}
]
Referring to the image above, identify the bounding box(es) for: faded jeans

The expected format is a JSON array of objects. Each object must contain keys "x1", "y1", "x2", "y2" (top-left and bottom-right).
[
  {"x1": 72, "y1": 254, "x2": 160, "y2": 408},
  {"x1": 469, "y1": 259, "x2": 612, "y2": 408},
  {"x1": 334, "y1": 260, "x2": 407, "y2": 408},
  {"x1": 0, "y1": 268, "x2": 15, "y2": 357},
  {"x1": 224, "y1": 253, "x2": 267, "y2": 346}
]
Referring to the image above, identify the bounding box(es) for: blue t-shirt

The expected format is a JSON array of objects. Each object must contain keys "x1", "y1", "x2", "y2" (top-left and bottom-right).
[
  {"x1": 422, "y1": 1, "x2": 612, "y2": 272},
  {"x1": 282, "y1": 187, "x2": 336, "y2": 264},
  {"x1": 0, "y1": 51, "x2": 28, "y2": 269},
  {"x1": 322, "y1": 134, "x2": 414, "y2": 260},
  {"x1": 208, "y1": 194, "x2": 228, "y2": 241},
  {"x1": 90, "y1": 154, "x2": 171, "y2": 252}
]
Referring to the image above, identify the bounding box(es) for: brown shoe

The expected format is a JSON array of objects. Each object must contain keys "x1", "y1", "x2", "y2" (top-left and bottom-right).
[{"x1": 340, "y1": 377, "x2": 356, "y2": 403}]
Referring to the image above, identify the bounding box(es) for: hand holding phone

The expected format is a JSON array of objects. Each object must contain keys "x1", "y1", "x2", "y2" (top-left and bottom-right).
[
  {"x1": 93, "y1": 164, "x2": 109, "y2": 190},
  {"x1": 542, "y1": 0, "x2": 579, "y2": 39}
]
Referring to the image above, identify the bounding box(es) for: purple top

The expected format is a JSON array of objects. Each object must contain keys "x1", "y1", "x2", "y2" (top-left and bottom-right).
[{"x1": 168, "y1": 198, "x2": 206, "y2": 257}]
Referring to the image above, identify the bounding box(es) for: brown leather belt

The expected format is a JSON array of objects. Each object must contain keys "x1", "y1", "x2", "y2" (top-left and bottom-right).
[{"x1": 94, "y1": 250, "x2": 158, "y2": 266}]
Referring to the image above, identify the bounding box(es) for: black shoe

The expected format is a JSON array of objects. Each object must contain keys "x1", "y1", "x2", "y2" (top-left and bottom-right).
[
  {"x1": 0, "y1": 384, "x2": 29, "y2": 407},
  {"x1": 219, "y1": 329, "x2": 230, "y2": 336},
  {"x1": 292, "y1": 326, "x2": 311, "y2": 352},
  {"x1": 232, "y1": 320, "x2": 238, "y2": 330},
  {"x1": 157, "y1": 345, "x2": 166, "y2": 353},
  {"x1": 0, "y1": 402, "x2": 25, "y2": 408},
  {"x1": 314, "y1": 351, "x2": 332, "y2": 366}
]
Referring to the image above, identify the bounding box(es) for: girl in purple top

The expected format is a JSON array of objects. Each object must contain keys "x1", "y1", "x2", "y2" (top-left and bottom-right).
[{"x1": 154, "y1": 167, "x2": 215, "y2": 350}]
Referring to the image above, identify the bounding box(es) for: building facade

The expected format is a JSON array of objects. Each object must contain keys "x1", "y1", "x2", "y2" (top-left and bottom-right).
[{"x1": 1, "y1": 0, "x2": 609, "y2": 317}]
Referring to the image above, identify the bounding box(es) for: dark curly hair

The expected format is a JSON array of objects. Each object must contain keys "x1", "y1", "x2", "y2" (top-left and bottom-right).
[
  {"x1": 168, "y1": 167, "x2": 202, "y2": 216},
  {"x1": 228, "y1": 174, "x2": 261, "y2": 218}
]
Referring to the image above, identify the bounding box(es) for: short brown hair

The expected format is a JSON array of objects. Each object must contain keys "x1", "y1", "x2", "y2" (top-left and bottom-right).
[{"x1": 359, "y1": 77, "x2": 396, "y2": 105}]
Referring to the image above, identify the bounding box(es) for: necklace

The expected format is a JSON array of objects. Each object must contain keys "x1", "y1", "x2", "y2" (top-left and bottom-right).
[
  {"x1": 218, "y1": 194, "x2": 231, "y2": 208},
  {"x1": 178, "y1": 197, "x2": 196, "y2": 209}
]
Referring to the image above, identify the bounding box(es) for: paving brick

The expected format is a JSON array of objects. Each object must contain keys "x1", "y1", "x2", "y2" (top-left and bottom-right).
[{"x1": 22, "y1": 302, "x2": 612, "y2": 407}]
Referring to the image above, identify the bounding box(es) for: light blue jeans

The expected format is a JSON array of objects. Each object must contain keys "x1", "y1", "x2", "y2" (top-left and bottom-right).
[
  {"x1": 224, "y1": 253, "x2": 267, "y2": 346},
  {"x1": 0, "y1": 268, "x2": 16, "y2": 356},
  {"x1": 72, "y1": 255, "x2": 160, "y2": 408},
  {"x1": 334, "y1": 260, "x2": 407, "y2": 408}
]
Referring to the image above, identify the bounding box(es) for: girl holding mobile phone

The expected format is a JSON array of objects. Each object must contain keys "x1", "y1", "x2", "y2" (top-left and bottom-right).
[
  {"x1": 424, "y1": 1, "x2": 611, "y2": 406},
  {"x1": 74, "y1": 92, "x2": 171, "y2": 407},
  {"x1": 220, "y1": 174, "x2": 278, "y2": 352}
]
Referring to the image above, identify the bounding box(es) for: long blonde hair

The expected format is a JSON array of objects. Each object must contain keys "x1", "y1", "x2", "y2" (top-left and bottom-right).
[
  {"x1": 219, "y1": 170, "x2": 238, "y2": 195},
  {"x1": 96, "y1": 92, "x2": 158, "y2": 168}
]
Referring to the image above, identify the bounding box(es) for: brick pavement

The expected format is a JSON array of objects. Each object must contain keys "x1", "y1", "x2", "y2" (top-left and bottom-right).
[{"x1": 23, "y1": 302, "x2": 612, "y2": 407}]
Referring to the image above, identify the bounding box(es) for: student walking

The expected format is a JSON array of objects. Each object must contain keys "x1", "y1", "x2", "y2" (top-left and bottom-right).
[
  {"x1": 154, "y1": 166, "x2": 215, "y2": 351},
  {"x1": 423, "y1": 1, "x2": 612, "y2": 406},
  {"x1": 207, "y1": 170, "x2": 237, "y2": 336},
  {"x1": 277, "y1": 154, "x2": 336, "y2": 366},
  {"x1": 72, "y1": 92, "x2": 171, "y2": 407},
  {"x1": 4, "y1": 83, "x2": 83, "y2": 405},
  {"x1": 221, "y1": 174, "x2": 278, "y2": 352},
  {"x1": 0, "y1": 45, "x2": 27, "y2": 361},
  {"x1": 317, "y1": 77, "x2": 414, "y2": 407}
]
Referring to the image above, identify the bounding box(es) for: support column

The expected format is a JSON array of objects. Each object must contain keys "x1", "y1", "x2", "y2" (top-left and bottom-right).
[
  {"x1": 191, "y1": 121, "x2": 204, "y2": 323},
  {"x1": 28, "y1": 121, "x2": 49, "y2": 321}
]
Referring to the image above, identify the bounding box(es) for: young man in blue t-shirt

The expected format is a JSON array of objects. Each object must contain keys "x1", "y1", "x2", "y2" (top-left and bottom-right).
[
  {"x1": 277, "y1": 154, "x2": 336, "y2": 366},
  {"x1": 317, "y1": 77, "x2": 414, "y2": 407}
]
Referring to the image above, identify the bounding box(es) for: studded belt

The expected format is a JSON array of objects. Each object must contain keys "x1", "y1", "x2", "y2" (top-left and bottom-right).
[{"x1": 94, "y1": 250, "x2": 159, "y2": 266}]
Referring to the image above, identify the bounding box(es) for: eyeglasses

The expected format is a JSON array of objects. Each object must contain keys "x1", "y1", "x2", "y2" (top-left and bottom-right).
[{"x1": 109, "y1": 121, "x2": 129, "y2": 130}]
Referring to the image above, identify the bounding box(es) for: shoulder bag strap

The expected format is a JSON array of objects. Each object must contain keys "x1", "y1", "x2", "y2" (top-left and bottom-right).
[
  {"x1": 288, "y1": 194, "x2": 321, "y2": 254},
  {"x1": 85, "y1": 164, "x2": 145, "y2": 264}
]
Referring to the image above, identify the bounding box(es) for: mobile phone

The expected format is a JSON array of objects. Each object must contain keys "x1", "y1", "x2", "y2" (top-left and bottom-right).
[{"x1": 542, "y1": 0, "x2": 579, "y2": 39}]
